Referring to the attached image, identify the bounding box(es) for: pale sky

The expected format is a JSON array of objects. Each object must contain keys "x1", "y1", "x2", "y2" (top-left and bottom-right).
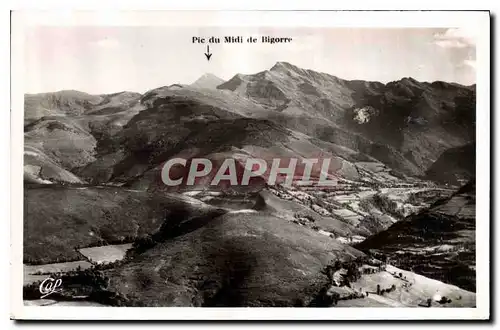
[{"x1": 24, "y1": 27, "x2": 476, "y2": 94}]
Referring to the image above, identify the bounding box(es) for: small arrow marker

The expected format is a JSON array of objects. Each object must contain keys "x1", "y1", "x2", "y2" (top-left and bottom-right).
[{"x1": 204, "y1": 45, "x2": 212, "y2": 61}]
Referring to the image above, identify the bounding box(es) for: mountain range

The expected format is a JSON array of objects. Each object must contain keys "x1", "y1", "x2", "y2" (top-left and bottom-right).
[
  {"x1": 24, "y1": 61, "x2": 475, "y2": 188},
  {"x1": 23, "y1": 62, "x2": 477, "y2": 307}
]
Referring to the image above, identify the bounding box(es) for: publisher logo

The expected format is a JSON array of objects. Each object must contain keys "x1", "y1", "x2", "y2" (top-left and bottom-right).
[{"x1": 39, "y1": 277, "x2": 63, "y2": 299}]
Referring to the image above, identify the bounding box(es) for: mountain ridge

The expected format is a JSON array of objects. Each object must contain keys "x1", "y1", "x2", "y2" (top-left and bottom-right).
[{"x1": 23, "y1": 61, "x2": 475, "y2": 188}]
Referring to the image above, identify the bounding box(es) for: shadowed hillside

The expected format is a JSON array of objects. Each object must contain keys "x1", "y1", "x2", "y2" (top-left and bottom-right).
[{"x1": 356, "y1": 180, "x2": 476, "y2": 291}]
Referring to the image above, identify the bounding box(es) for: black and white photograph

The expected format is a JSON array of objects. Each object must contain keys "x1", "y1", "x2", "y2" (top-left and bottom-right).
[{"x1": 9, "y1": 10, "x2": 490, "y2": 320}]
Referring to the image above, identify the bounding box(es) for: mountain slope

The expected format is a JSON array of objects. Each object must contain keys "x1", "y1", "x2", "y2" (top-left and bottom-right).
[
  {"x1": 104, "y1": 211, "x2": 364, "y2": 307},
  {"x1": 356, "y1": 180, "x2": 476, "y2": 291},
  {"x1": 23, "y1": 91, "x2": 144, "y2": 184},
  {"x1": 425, "y1": 143, "x2": 475, "y2": 186},
  {"x1": 24, "y1": 184, "x2": 225, "y2": 264},
  {"x1": 24, "y1": 90, "x2": 103, "y2": 125}
]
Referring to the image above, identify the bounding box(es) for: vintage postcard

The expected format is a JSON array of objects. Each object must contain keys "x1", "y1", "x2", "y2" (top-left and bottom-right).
[{"x1": 10, "y1": 10, "x2": 490, "y2": 320}]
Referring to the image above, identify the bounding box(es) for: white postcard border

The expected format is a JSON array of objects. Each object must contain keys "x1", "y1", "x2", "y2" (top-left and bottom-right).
[{"x1": 10, "y1": 10, "x2": 490, "y2": 320}]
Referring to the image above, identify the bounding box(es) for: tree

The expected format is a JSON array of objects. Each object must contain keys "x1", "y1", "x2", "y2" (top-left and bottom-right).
[
  {"x1": 439, "y1": 296, "x2": 449, "y2": 304},
  {"x1": 346, "y1": 263, "x2": 361, "y2": 282},
  {"x1": 324, "y1": 266, "x2": 335, "y2": 285}
]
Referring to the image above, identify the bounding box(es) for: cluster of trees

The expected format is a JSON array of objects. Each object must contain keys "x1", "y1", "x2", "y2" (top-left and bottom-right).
[
  {"x1": 393, "y1": 272, "x2": 408, "y2": 280},
  {"x1": 24, "y1": 264, "x2": 141, "y2": 306},
  {"x1": 437, "y1": 296, "x2": 452, "y2": 304},
  {"x1": 23, "y1": 255, "x2": 82, "y2": 266},
  {"x1": 422, "y1": 297, "x2": 452, "y2": 307},
  {"x1": 132, "y1": 235, "x2": 156, "y2": 254},
  {"x1": 322, "y1": 259, "x2": 363, "y2": 287},
  {"x1": 309, "y1": 286, "x2": 366, "y2": 307},
  {"x1": 308, "y1": 287, "x2": 340, "y2": 307},
  {"x1": 361, "y1": 267, "x2": 379, "y2": 275},
  {"x1": 370, "y1": 194, "x2": 403, "y2": 220},
  {"x1": 23, "y1": 266, "x2": 110, "y2": 302},
  {"x1": 376, "y1": 284, "x2": 396, "y2": 295},
  {"x1": 345, "y1": 263, "x2": 362, "y2": 283}
]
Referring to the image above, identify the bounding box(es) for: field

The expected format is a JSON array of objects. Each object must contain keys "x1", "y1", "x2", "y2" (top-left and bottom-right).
[{"x1": 79, "y1": 244, "x2": 133, "y2": 264}]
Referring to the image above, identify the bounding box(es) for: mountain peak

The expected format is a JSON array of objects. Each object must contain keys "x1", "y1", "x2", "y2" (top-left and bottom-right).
[
  {"x1": 401, "y1": 77, "x2": 419, "y2": 83},
  {"x1": 199, "y1": 73, "x2": 221, "y2": 79},
  {"x1": 191, "y1": 73, "x2": 225, "y2": 89},
  {"x1": 270, "y1": 61, "x2": 300, "y2": 72},
  {"x1": 398, "y1": 77, "x2": 424, "y2": 87}
]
